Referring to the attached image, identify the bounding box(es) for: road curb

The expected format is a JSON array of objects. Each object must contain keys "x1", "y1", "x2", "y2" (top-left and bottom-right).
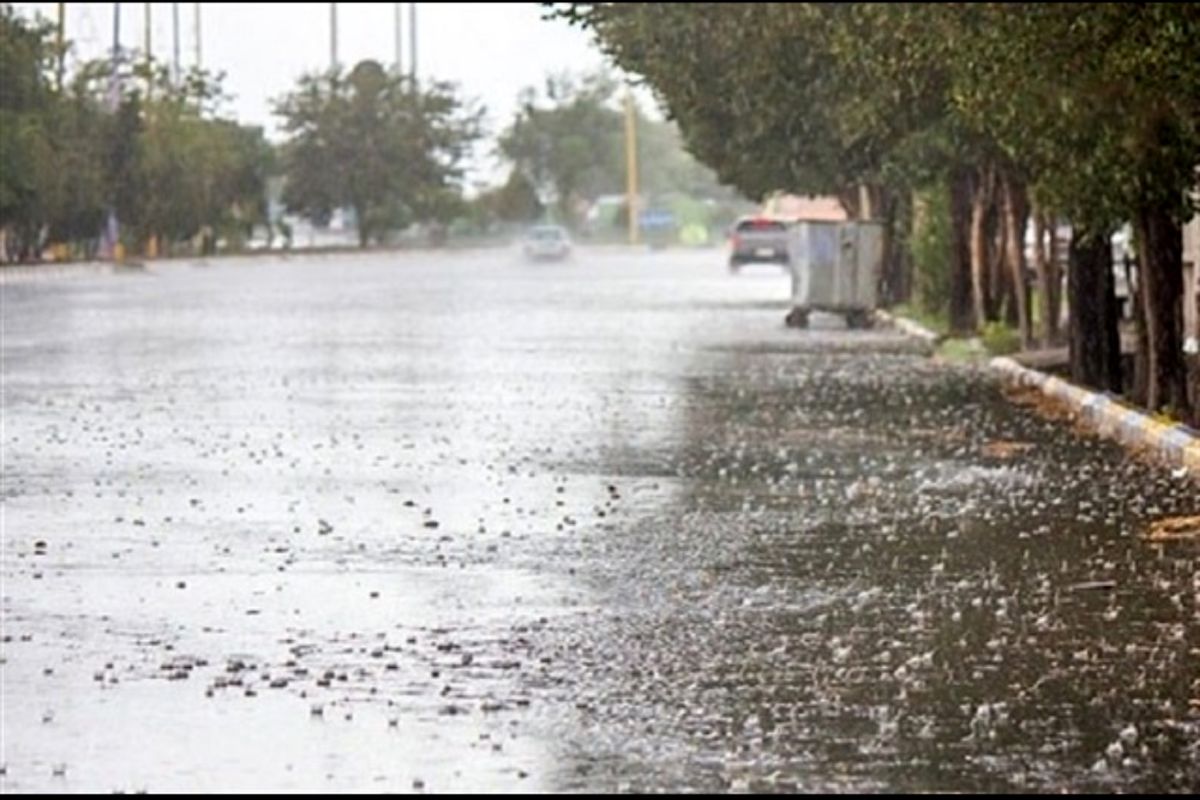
[
  {"x1": 990, "y1": 356, "x2": 1200, "y2": 475},
  {"x1": 0, "y1": 261, "x2": 121, "y2": 284},
  {"x1": 874, "y1": 309, "x2": 943, "y2": 344}
]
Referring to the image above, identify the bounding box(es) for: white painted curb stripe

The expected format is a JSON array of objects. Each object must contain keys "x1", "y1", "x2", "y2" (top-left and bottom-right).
[{"x1": 987, "y1": 355, "x2": 1199, "y2": 473}]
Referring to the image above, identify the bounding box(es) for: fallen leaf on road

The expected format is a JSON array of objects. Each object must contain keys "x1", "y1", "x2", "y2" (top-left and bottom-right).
[
  {"x1": 982, "y1": 440, "x2": 1035, "y2": 459},
  {"x1": 1143, "y1": 515, "x2": 1200, "y2": 542},
  {"x1": 1003, "y1": 385, "x2": 1077, "y2": 424}
]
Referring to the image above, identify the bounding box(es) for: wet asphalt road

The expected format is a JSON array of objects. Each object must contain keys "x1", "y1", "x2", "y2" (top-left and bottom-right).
[{"x1": 1, "y1": 248, "x2": 1198, "y2": 793}]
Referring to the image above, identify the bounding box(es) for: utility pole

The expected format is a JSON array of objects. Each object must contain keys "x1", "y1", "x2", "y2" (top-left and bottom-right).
[
  {"x1": 172, "y1": 2, "x2": 180, "y2": 85},
  {"x1": 112, "y1": 3, "x2": 121, "y2": 75},
  {"x1": 144, "y1": 2, "x2": 152, "y2": 87},
  {"x1": 56, "y1": 2, "x2": 65, "y2": 91},
  {"x1": 144, "y1": 3, "x2": 158, "y2": 258},
  {"x1": 409, "y1": 3, "x2": 417, "y2": 83},
  {"x1": 330, "y1": 3, "x2": 338, "y2": 71},
  {"x1": 110, "y1": 2, "x2": 124, "y2": 263},
  {"x1": 394, "y1": 2, "x2": 402, "y2": 75},
  {"x1": 194, "y1": 3, "x2": 201, "y2": 69},
  {"x1": 624, "y1": 90, "x2": 640, "y2": 246}
]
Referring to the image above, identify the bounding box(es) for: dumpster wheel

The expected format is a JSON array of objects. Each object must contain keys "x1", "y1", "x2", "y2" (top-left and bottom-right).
[
  {"x1": 785, "y1": 307, "x2": 810, "y2": 329},
  {"x1": 845, "y1": 309, "x2": 874, "y2": 330}
]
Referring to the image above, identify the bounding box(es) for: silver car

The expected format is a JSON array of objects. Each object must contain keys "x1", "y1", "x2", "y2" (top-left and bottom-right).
[
  {"x1": 728, "y1": 217, "x2": 791, "y2": 272},
  {"x1": 522, "y1": 225, "x2": 572, "y2": 261}
]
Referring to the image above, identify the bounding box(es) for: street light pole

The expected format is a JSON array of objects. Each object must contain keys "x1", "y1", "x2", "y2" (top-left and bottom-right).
[
  {"x1": 143, "y1": 2, "x2": 152, "y2": 83},
  {"x1": 113, "y1": 2, "x2": 121, "y2": 70},
  {"x1": 110, "y1": 2, "x2": 124, "y2": 263},
  {"x1": 330, "y1": 3, "x2": 338, "y2": 71},
  {"x1": 624, "y1": 90, "x2": 640, "y2": 246},
  {"x1": 409, "y1": 3, "x2": 417, "y2": 84},
  {"x1": 56, "y1": 2, "x2": 65, "y2": 91},
  {"x1": 194, "y1": 3, "x2": 201, "y2": 69},
  {"x1": 394, "y1": 3, "x2": 402, "y2": 74},
  {"x1": 172, "y1": 2, "x2": 180, "y2": 85}
]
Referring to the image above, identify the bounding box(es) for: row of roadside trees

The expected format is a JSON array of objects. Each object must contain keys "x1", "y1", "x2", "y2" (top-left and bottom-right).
[
  {"x1": 0, "y1": 4, "x2": 478, "y2": 259},
  {"x1": 2, "y1": 4, "x2": 743, "y2": 261},
  {"x1": 0, "y1": 4, "x2": 271, "y2": 262},
  {"x1": 490, "y1": 70, "x2": 745, "y2": 234},
  {"x1": 555, "y1": 3, "x2": 1200, "y2": 425}
]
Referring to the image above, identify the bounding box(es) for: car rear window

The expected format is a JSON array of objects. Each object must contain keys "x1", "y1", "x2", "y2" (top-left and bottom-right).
[{"x1": 736, "y1": 219, "x2": 786, "y2": 232}]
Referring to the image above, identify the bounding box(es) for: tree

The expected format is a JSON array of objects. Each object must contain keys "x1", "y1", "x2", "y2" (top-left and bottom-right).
[
  {"x1": 556, "y1": 2, "x2": 1200, "y2": 422},
  {"x1": 0, "y1": 3, "x2": 56, "y2": 259},
  {"x1": 1, "y1": 1, "x2": 275, "y2": 263},
  {"x1": 477, "y1": 170, "x2": 544, "y2": 226},
  {"x1": 938, "y1": 3, "x2": 1200, "y2": 417},
  {"x1": 497, "y1": 68, "x2": 744, "y2": 233},
  {"x1": 554, "y1": 4, "x2": 950, "y2": 303},
  {"x1": 497, "y1": 71, "x2": 625, "y2": 228},
  {"x1": 274, "y1": 60, "x2": 483, "y2": 247}
]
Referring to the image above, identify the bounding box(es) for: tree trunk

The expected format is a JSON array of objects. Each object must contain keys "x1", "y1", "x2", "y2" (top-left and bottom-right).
[
  {"x1": 354, "y1": 202, "x2": 370, "y2": 248},
  {"x1": 1135, "y1": 203, "x2": 1189, "y2": 418},
  {"x1": 949, "y1": 168, "x2": 975, "y2": 334},
  {"x1": 1001, "y1": 173, "x2": 1032, "y2": 348},
  {"x1": 1046, "y1": 214, "x2": 1063, "y2": 344},
  {"x1": 969, "y1": 166, "x2": 994, "y2": 329},
  {"x1": 1068, "y1": 227, "x2": 1121, "y2": 393},
  {"x1": 1032, "y1": 205, "x2": 1051, "y2": 345},
  {"x1": 874, "y1": 186, "x2": 900, "y2": 307},
  {"x1": 989, "y1": 196, "x2": 1008, "y2": 325},
  {"x1": 996, "y1": 214, "x2": 1015, "y2": 327},
  {"x1": 1127, "y1": 245, "x2": 1149, "y2": 406},
  {"x1": 837, "y1": 186, "x2": 863, "y2": 221},
  {"x1": 892, "y1": 190, "x2": 913, "y2": 304}
]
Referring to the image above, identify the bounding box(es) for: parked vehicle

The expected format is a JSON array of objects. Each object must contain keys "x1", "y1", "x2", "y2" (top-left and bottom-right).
[{"x1": 727, "y1": 217, "x2": 791, "y2": 272}]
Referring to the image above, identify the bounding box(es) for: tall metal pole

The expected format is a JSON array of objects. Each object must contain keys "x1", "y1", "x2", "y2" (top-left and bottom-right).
[
  {"x1": 143, "y1": 2, "x2": 152, "y2": 98},
  {"x1": 624, "y1": 90, "x2": 640, "y2": 246},
  {"x1": 194, "y1": 3, "x2": 201, "y2": 69},
  {"x1": 172, "y1": 2, "x2": 180, "y2": 85},
  {"x1": 109, "y1": 3, "x2": 121, "y2": 109},
  {"x1": 330, "y1": 3, "x2": 338, "y2": 71},
  {"x1": 110, "y1": 3, "x2": 123, "y2": 262},
  {"x1": 56, "y1": 2, "x2": 65, "y2": 91},
  {"x1": 408, "y1": 3, "x2": 416, "y2": 83},
  {"x1": 113, "y1": 2, "x2": 121, "y2": 67},
  {"x1": 144, "y1": 2, "x2": 157, "y2": 258},
  {"x1": 393, "y1": 2, "x2": 402, "y2": 75}
]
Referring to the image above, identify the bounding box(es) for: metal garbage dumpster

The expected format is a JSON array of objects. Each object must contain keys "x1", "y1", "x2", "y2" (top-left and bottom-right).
[{"x1": 785, "y1": 221, "x2": 883, "y2": 329}]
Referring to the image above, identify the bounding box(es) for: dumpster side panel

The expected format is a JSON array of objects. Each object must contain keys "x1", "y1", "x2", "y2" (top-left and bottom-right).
[
  {"x1": 789, "y1": 221, "x2": 883, "y2": 311},
  {"x1": 838, "y1": 225, "x2": 859, "y2": 307},
  {"x1": 788, "y1": 224, "x2": 811, "y2": 306},
  {"x1": 803, "y1": 222, "x2": 841, "y2": 307}
]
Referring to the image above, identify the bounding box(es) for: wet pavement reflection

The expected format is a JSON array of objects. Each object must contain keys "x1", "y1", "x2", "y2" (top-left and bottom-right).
[{"x1": 2, "y1": 249, "x2": 1197, "y2": 792}]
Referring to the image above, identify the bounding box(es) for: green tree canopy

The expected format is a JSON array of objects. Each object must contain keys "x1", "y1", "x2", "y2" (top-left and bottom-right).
[{"x1": 274, "y1": 60, "x2": 484, "y2": 247}]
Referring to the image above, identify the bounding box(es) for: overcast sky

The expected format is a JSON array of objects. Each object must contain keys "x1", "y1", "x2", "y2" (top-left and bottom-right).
[{"x1": 16, "y1": 3, "x2": 648, "y2": 185}]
